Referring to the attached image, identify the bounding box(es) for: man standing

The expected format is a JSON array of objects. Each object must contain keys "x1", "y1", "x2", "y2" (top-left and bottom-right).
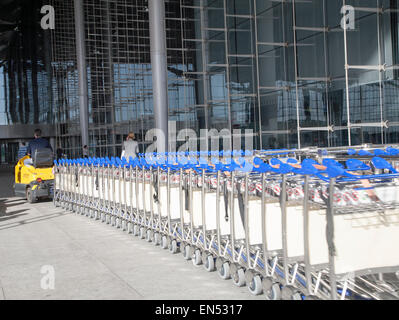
[
  {"x1": 82, "y1": 145, "x2": 89, "y2": 158},
  {"x1": 27, "y1": 129, "x2": 53, "y2": 157}
]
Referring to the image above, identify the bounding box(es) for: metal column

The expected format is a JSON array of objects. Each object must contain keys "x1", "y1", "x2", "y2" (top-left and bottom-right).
[
  {"x1": 149, "y1": 0, "x2": 169, "y2": 153},
  {"x1": 74, "y1": 0, "x2": 89, "y2": 149}
]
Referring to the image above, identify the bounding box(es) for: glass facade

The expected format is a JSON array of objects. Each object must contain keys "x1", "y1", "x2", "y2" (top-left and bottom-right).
[
  {"x1": 22, "y1": 0, "x2": 399, "y2": 156},
  {"x1": 0, "y1": 0, "x2": 53, "y2": 164},
  {"x1": 0, "y1": 0, "x2": 53, "y2": 127}
]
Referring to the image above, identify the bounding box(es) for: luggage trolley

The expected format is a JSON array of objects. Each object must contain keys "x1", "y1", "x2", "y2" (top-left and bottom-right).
[{"x1": 51, "y1": 148, "x2": 399, "y2": 300}]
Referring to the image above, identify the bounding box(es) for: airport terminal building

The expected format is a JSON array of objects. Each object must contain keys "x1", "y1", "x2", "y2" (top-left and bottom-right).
[{"x1": 1, "y1": 0, "x2": 399, "y2": 161}]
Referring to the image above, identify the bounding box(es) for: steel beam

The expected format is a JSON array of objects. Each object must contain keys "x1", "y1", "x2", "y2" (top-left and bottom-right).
[
  {"x1": 149, "y1": 0, "x2": 169, "y2": 153},
  {"x1": 74, "y1": 0, "x2": 89, "y2": 149}
]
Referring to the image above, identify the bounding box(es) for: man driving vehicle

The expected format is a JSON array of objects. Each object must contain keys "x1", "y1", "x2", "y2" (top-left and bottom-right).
[{"x1": 24, "y1": 129, "x2": 53, "y2": 166}]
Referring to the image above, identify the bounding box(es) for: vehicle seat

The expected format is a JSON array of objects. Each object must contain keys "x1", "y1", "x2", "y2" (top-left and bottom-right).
[{"x1": 33, "y1": 148, "x2": 54, "y2": 168}]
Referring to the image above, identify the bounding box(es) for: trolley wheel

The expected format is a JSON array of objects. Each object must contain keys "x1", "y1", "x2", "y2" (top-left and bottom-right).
[
  {"x1": 232, "y1": 267, "x2": 246, "y2": 287},
  {"x1": 139, "y1": 227, "x2": 145, "y2": 239},
  {"x1": 153, "y1": 233, "x2": 161, "y2": 246},
  {"x1": 248, "y1": 274, "x2": 263, "y2": 296},
  {"x1": 161, "y1": 235, "x2": 169, "y2": 249},
  {"x1": 182, "y1": 244, "x2": 192, "y2": 260},
  {"x1": 281, "y1": 285, "x2": 302, "y2": 300},
  {"x1": 146, "y1": 229, "x2": 153, "y2": 242},
  {"x1": 218, "y1": 262, "x2": 231, "y2": 280},
  {"x1": 263, "y1": 277, "x2": 281, "y2": 300},
  {"x1": 169, "y1": 239, "x2": 179, "y2": 254},
  {"x1": 127, "y1": 222, "x2": 132, "y2": 233},
  {"x1": 26, "y1": 187, "x2": 37, "y2": 204},
  {"x1": 203, "y1": 255, "x2": 215, "y2": 272},
  {"x1": 133, "y1": 224, "x2": 139, "y2": 236},
  {"x1": 305, "y1": 295, "x2": 320, "y2": 300},
  {"x1": 192, "y1": 249, "x2": 202, "y2": 266},
  {"x1": 245, "y1": 269, "x2": 255, "y2": 284}
]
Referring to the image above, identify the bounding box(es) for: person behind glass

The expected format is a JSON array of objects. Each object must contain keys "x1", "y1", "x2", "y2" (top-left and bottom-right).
[
  {"x1": 56, "y1": 147, "x2": 64, "y2": 160},
  {"x1": 121, "y1": 132, "x2": 139, "y2": 160},
  {"x1": 83, "y1": 145, "x2": 89, "y2": 158}
]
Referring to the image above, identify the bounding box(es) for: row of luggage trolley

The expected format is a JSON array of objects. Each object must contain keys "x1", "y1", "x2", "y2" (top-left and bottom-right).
[{"x1": 52, "y1": 146, "x2": 399, "y2": 300}]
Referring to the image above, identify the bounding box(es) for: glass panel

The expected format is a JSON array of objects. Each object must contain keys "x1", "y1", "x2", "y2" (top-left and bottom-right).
[
  {"x1": 300, "y1": 131, "x2": 329, "y2": 148},
  {"x1": 297, "y1": 81, "x2": 329, "y2": 128},
  {"x1": 347, "y1": 69, "x2": 382, "y2": 125}
]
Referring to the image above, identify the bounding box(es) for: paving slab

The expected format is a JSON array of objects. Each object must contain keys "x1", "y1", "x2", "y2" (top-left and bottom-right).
[{"x1": 0, "y1": 171, "x2": 264, "y2": 300}]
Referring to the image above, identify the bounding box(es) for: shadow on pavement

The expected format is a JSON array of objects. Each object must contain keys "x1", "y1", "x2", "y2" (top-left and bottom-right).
[
  {"x1": 2, "y1": 199, "x2": 24, "y2": 204},
  {"x1": 0, "y1": 211, "x2": 66, "y2": 231},
  {"x1": 1, "y1": 201, "x2": 26, "y2": 208},
  {"x1": 0, "y1": 210, "x2": 29, "y2": 222},
  {"x1": 0, "y1": 171, "x2": 15, "y2": 198}
]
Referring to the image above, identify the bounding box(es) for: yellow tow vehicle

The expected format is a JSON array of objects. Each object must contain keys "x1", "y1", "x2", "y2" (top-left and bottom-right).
[{"x1": 14, "y1": 151, "x2": 54, "y2": 203}]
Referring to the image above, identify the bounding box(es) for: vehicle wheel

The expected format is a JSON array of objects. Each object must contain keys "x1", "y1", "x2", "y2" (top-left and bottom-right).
[
  {"x1": 146, "y1": 229, "x2": 153, "y2": 242},
  {"x1": 203, "y1": 254, "x2": 215, "y2": 272},
  {"x1": 192, "y1": 249, "x2": 202, "y2": 266},
  {"x1": 161, "y1": 235, "x2": 169, "y2": 249},
  {"x1": 282, "y1": 285, "x2": 302, "y2": 300},
  {"x1": 248, "y1": 274, "x2": 263, "y2": 296},
  {"x1": 182, "y1": 245, "x2": 192, "y2": 261},
  {"x1": 232, "y1": 267, "x2": 246, "y2": 287},
  {"x1": 218, "y1": 262, "x2": 231, "y2": 280},
  {"x1": 169, "y1": 239, "x2": 179, "y2": 254},
  {"x1": 26, "y1": 187, "x2": 37, "y2": 204}
]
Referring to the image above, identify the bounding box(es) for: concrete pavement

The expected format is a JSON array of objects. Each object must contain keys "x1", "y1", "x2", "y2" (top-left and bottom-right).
[{"x1": 0, "y1": 169, "x2": 264, "y2": 300}]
